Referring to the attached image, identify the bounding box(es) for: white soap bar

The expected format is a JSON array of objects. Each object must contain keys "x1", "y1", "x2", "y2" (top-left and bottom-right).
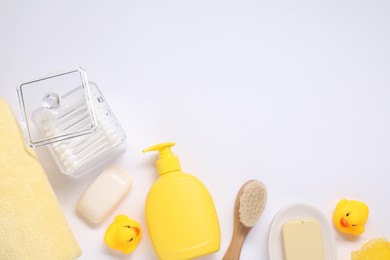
[
  {"x1": 282, "y1": 220, "x2": 324, "y2": 260},
  {"x1": 77, "y1": 165, "x2": 132, "y2": 223}
]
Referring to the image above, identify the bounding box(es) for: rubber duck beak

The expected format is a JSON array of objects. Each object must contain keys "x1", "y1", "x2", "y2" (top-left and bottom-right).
[
  {"x1": 340, "y1": 217, "x2": 350, "y2": 228},
  {"x1": 133, "y1": 226, "x2": 140, "y2": 237}
]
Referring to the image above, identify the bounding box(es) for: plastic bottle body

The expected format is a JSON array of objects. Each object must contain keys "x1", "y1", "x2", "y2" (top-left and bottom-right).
[{"x1": 146, "y1": 171, "x2": 220, "y2": 260}]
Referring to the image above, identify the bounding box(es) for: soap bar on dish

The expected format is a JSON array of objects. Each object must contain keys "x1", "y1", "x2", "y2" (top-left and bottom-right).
[
  {"x1": 77, "y1": 165, "x2": 132, "y2": 223},
  {"x1": 282, "y1": 220, "x2": 324, "y2": 260}
]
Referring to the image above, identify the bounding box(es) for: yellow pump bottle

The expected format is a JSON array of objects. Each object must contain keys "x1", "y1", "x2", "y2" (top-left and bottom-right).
[{"x1": 143, "y1": 142, "x2": 221, "y2": 260}]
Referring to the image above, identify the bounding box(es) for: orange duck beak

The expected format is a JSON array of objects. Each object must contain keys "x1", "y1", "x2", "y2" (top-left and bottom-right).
[{"x1": 340, "y1": 217, "x2": 350, "y2": 228}]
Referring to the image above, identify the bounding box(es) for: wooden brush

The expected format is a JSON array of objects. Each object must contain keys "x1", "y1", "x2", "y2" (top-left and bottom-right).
[{"x1": 223, "y1": 180, "x2": 267, "y2": 260}]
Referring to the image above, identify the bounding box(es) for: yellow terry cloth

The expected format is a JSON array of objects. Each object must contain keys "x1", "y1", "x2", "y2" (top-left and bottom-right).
[{"x1": 0, "y1": 98, "x2": 81, "y2": 260}]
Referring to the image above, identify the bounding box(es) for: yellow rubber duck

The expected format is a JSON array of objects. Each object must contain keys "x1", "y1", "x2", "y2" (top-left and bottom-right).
[
  {"x1": 333, "y1": 199, "x2": 369, "y2": 236},
  {"x1": 104, "y1": 215, "x2": 142, "y2": 254}
]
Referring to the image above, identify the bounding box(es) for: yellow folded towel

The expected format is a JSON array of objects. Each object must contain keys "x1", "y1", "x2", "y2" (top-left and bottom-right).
[{"x1": 0, "y1": 98, "x2": 81, "y2": 260}]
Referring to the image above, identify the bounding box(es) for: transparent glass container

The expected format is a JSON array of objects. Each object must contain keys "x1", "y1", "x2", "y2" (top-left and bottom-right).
[{"x1": 17, "y1": 67, "x2": 127, "y2": 177}]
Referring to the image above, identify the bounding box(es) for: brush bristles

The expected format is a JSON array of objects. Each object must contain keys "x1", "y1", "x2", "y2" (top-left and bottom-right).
[{"x1": 239, "y1": 180, "x2": 267, "y2": 227}]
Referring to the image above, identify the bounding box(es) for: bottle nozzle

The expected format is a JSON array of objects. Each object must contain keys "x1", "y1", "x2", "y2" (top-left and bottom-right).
[
  {"x1": 143, "y1": 142, "x2": 181, "y2": 175},
  {"x1": 142, "y1": 142, "x2": 176, "y2": 158}
]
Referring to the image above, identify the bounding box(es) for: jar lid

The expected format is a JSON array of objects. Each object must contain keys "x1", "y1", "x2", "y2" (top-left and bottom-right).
[{"x1": 17, "y1": 67, "x2": 97, "y2": 147}]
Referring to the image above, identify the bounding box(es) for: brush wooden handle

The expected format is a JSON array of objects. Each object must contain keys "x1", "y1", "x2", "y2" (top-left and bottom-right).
[{"x1": 223, "y1": 223, "x2": 251, "y2": 260}]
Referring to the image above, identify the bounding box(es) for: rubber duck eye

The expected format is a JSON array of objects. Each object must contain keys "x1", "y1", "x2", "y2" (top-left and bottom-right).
[
  {"x1": 124, "y1": 225, "x2": 131, "y2": 229},
  {"x1": 128, "y1": 238, "x2": 134, "y2": 242},
  {"x1": 346, "y1": 212, "x2": 350, "y2": 217},
  {"x1": 352, "y1": 224, "x2": 357, "y2": 227}
]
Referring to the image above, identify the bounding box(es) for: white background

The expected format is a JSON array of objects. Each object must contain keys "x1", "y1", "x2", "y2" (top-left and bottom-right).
[{"x1": 1, "y1": 0, "x2": 390, "y2": 259}]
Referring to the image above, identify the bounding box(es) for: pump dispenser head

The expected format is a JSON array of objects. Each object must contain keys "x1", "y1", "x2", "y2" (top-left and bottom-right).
[{"x1": 143, "y1": 142, "x2": 181, "y2": 175}]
